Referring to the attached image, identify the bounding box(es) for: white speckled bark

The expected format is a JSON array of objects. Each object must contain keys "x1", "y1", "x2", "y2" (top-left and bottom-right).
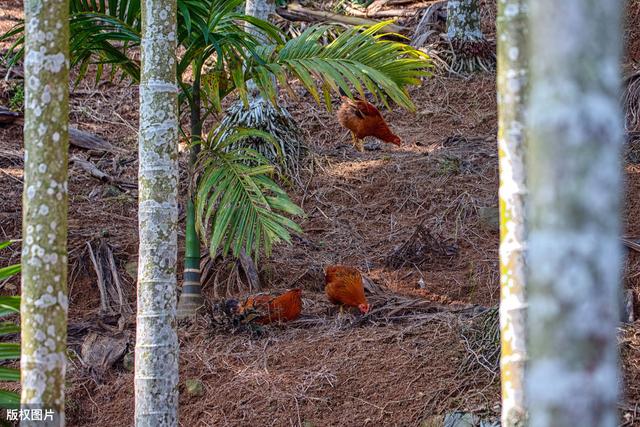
[
  {"x1": 244, "y1": 0, "x2": 274, "y2": 36},
  {"x1": 21, "y1": 0, "x2": 69, "y2": 425},
  {"x1": 245, "y1": 0, "x2": 275, "y2": 94},
  {"x1": 497, "y1": 1, "x2": 527, "y2": 426},
  {"x1": 446, "y1": 0, "x2": 484, "y2": 42},
  {"x1": 526, "y1": 1, "x2": 623, "y2": 426},
  {"x1": 134, "y1": 0, "x2": 179, "y2": 425}
]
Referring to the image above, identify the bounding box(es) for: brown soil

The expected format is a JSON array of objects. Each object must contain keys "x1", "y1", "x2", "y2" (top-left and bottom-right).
[{"x1": 1, "y1": 1, "x2": 639, "y2": 426}]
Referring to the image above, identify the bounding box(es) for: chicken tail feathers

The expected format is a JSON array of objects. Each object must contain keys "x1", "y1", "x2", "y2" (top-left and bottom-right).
[{"x1": 339, "y1": 87, "x2": 348, "y2": 97}]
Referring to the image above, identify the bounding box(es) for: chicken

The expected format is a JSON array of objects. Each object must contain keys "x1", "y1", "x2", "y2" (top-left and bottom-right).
[
  {"x1": 324, "y1": 265, "x2": 370, "y2": 314},
  {"x1": 233, "y1": 288, "x2": 303, "y2": 325},
  {"x1": 337, "y1": 88, "x2": 401, "y2": 152}
]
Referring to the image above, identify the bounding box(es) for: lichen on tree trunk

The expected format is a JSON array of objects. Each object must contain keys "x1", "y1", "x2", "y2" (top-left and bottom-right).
[
  {"x1": 496, "y1": 0, "x2": 528, "y2": 426},
  {"x1": 20, "y1": 0, "x2": 70, "y2": 424},
  {"x1": 445, "y1": 0, "x2": 494, "y2": 73},
  {"x1": 135, "y1": 0, "x2": 180, "y2": 424},
  {"x1": 447, "y1": 0, "x2": 483, "y2": 42},
  {"x1": 526, "y1": 0, "x2": 623, "y2": 426}
]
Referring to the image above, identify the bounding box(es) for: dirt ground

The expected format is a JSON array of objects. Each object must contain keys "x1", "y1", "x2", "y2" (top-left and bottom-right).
[{"x1": 1, "y1": 1, "x2": 640, "y2": 426}]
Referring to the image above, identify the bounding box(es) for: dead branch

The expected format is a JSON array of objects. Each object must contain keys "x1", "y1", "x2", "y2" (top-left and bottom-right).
[
  {"x1": 623, "y1": 236, "x2": 640, "y2": 253},
  {"x1": 411, "y1": 0, "x2": 447, "y2": 47},
  {"x1": 238, "y1": 249, "x2": 261, "y2": 292},
  {"x1": 68, "y1": 127, "x2": 117, "y2": 152},
  {"x1": 71, "y1": 156, "x2": 136, "y2": 189},
  {"x1": 343, "y1": 3, "x2": 426, "y2": 18},
  {"x1": 0, "y1": 106, "x2": 118, "y2": 153},
  {"x1": 0, "y1": 106, "x2": 20, "y2": 125},
  {"x1": 276, "y1": 2, "x2": 406, "y2": 33},
  {"x1": 86, "y1": 238, "x2": 133, "y2": 318},
  {"x1": 72, "y1": 157, "x2": 113, "y2": 183}
]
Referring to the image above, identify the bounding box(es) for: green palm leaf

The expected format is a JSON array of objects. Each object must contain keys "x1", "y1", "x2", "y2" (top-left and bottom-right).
[
  {"x1": 0, "y1": 368, "x2": 20, "y2": 383},
  {"x1": 0, "y1": 265, "x2": 20, "y2": 282},
  {"x1": 195, "y1": 127, "x2": 304, "y2": 261},
  {"x1": 0, "y1": 390, "x2": 20, "y2": 410},
  {"x1": 0, "y1": 297, "x2": 20, "y2": 318},
  {"x1": 2, "y1": 3, "x2": 429, "y2": 113},
  {"x1": 0, "y1": 344, "x2": 20, "y2": 361},
  {"x1": 0, "y1": 322, "x2": 19, "y2": 337},
  {"x1": 251, "y1": 21, "x2": 432, "y2": 112}
]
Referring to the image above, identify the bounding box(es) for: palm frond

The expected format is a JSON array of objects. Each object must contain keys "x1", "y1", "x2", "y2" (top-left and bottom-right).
[
  {"x1": 0, "y1": 390, "x2": 20, "y2": 410},
  {"x1": 178, "y1": 3, "x2": 284, "y2": 109},
  {"x1": 250, "y1": 21, "x2": 432, "y2": 112},
  {"x1": 0, "y1": 243, "x2": 20, "y2": 409},
  {"x1": 195, "y1": 127, "x2": 304, "y2": 261},
  {"x1": 2, "y1": 0, "x2": 282, "y2": 85},
  {"x1": 70, "y1": 12, "x2": 142, "y2": 82}
]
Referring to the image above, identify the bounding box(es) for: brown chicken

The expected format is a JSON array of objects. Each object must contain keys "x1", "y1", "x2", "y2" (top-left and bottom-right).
[
  {"x1": 337, "y1": 89, "x2": 401, "y2": 152},
  {"x1": 324, "y1": 265, "x2": 370, "y2": 314},
  {"x1": 236, "y1": 288, "x2": 303, "y2": 325}
]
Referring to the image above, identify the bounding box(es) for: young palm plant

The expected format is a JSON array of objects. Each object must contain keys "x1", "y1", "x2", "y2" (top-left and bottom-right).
[
  {"x1": 2, "y1": 0, "x2": 432, "y2": 314},
  {"x1": 218, "y1": 0, "x2": 306, "y2": 181}
]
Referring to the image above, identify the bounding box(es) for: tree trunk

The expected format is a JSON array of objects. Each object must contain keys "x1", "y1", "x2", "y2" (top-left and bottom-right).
[
  {"x1": 526, "y1": 1, "x2": 623, "y2": 426},
  {"x1": 446, "y1": 0, "x2": 483, "y2": 42},
  {"x1": 444, "y1": 0, "x2": 494, "y2": 73},
  {"x1": 245, "y1": 0, "x2": 274, "y2": 36},
  {"x1": 20, "y1": 0, "x2": 69, "y2": 424},
  {"x1": 496, "y1": 0, "x2": 527, "y2": 426},
  {"x1": 176, "y1": 65, "x2": 203, "y2": 319},
  {"x1": 135, "y1": 0, "x2": 180, "y2": 423},
  {"x1": 245, "y1": 0, "x2": 275, "y2": 95}
]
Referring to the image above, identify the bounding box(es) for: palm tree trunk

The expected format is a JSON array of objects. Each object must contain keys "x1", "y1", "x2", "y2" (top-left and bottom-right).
[
  {"x1": 526, "y1": 1, "x2": 623, "y2": 426},
  {"x1": 445, "y1": 0, "x2": 493, "y2": 73},
  {"x1": 20, "y1": 0, "x2": 69, "y2": 424},
  {"x1": 446, "y1": 0, "x2": 483, "y2": 42},
  {"x1": 245, "y1": 0, "x2": 274, "y2": 35},
  {"x1": 176, "y1": 65, "x2": 203, "y2": 319},
  {"x1": 245, "y1": 0, "x2": 275, "y2": 94},
  {"x1": 496, "y1": 1, "x2": 527, "y2": 425},
  {"x1": 135, "y1": 0, "x2": 180, "y2": 423}
]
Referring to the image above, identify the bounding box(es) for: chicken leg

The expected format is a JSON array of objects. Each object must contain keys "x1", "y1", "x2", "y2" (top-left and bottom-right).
[{"x1": 349, "y1": 133, "x2": 364, "y2": 152}]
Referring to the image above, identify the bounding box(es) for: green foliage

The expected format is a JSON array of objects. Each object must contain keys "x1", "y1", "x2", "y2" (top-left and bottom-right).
[
  {"x1": 0, "y1": 1, "x2": 431, "y2": 262},
  {"x1": 8, "y1": 84, "x2": 24, "y2": 112},
  {"x1": 250, "y1": 21, "x2": 431, "y2": 112},
  {"x1": 195, "y1": 128, "x2": 304, "y2": 261},
  {"x1": 1, "y1": 2, "x2": 430, "y2": 112},
  {"x1": 0, "y1": 242, "x2": 21, "y2": 410}
]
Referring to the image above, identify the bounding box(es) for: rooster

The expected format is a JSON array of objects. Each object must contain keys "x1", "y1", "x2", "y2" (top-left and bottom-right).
[
  {"x1": 337, "y1": 88, "x2": 401, "y2": 152},
  {"x1": 324, "y1": 265, "x2": 370, "y2": 314},
  {"x1": 228, "y1": 289, "x2": 303, "y2": 325}
]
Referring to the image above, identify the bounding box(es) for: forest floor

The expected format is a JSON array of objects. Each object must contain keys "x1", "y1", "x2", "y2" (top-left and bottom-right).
[{"x1": 2, "y1": 1, "x2": 640, "y2": 426}]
